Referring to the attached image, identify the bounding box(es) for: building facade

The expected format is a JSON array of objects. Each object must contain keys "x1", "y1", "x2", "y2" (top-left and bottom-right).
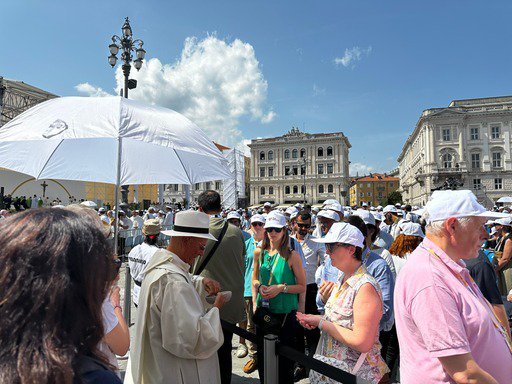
[
  {"x1": 398, "y1": 96, "x2": 512, "y2": 207},
  {"x1": 349, "y1": 173, "x2": 399, "y2": 207},
  {"x1": 248, "y1": 127, "x2": 351, "y2": 205}
]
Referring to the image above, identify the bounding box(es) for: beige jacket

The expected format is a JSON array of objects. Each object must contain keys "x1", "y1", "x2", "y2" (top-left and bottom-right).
[{"x1": 125, "y1": 249, "x2": 223, "y2": 384}]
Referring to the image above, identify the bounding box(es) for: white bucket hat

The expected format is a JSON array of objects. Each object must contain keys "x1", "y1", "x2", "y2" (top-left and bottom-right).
[
  {"x1": 312, "y1": 222, "x2": 364, "y2": 248},
  {"x1": 400, "y1": 222, "x2": 425, "y2": 238},
  {"x1": 264, "y1": 211, "x2": 287, "y2": 229},
  {"x1": 317, "y1": 209, "x2": 340, "y2": 222},
  {"x1": 424, "y1": 190, "x2": 509, "y2": 224},
  {"x1": 162, "y1": 211, "x2": 217, "y2": 241}
]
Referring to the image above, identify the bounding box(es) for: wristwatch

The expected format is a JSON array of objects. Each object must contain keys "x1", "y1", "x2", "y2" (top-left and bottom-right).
[{"x1": 282, "y1": 283, "x2": 288, "y2": 293}]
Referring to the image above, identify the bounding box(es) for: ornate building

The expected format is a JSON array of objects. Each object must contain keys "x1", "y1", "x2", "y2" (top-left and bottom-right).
[
  {"x1": 398, "y1": 96, "x2": 512, "y2": 207},
  {"x1": 248, "y1": 127, "x2": 351, "y2": 205}
]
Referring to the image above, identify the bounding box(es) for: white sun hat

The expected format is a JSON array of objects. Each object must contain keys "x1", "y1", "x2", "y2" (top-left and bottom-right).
[
  {"x1": 324, "y1": 202, "x2": 343, "y2": 212},
  {"x1": 162, "y1": 211, "x2": 217, "y2": 240},
  {"x1": 424, "y1": 190, "x2": 509, "y2": 224},
  {"x1": 495, "y1": 217, "x2": 512, "y2": 226},
  {"x1": 317, "y1": 209, "x2": 340, "y2": 222},
  {"x1": 264, "y1": 211, "x2": 287, "y2": 229},
  {"x1": 353, "y1": 209, "x2": 376, "y2": 226},
  {"x1": 400, "y1": 222, "x2": 425, "y2": 238},
  {"x1": 226, "y1": 211, "x2": 242, "y2": 221},
  {"x1": 250, "y1": 214, "x2": 266, "y2": 224},
  {"x1": 312, "y1": 222, "x2": 364, "y2": 248}
]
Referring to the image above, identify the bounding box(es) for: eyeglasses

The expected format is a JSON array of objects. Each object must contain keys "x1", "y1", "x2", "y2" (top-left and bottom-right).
[
  {"x1": 266, "y1": 227, "x2": 283, "y2": 233},
  {"x1": 252, "y1": 222, "x2": 264, "y2": 227},
  {"x1": 297, "y1": 223, "x2": 311, "y2": 229}
]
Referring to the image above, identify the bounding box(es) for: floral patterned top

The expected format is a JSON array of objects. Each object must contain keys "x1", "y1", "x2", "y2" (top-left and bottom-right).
[{"x1": 314, "y1": 265, "x2": 389, "y2": 383}]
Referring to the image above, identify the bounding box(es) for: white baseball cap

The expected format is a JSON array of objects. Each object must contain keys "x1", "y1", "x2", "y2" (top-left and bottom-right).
[
  {"x1": 317, "y1": 209, "x2": 340, "y2": 222},
  {"x1": 294, "y1": 203, "x2": 303, "y2": 209},
  {"x1": 383, "y1": 205, "x2": 398, "y2": 214},
  {"x1": 495, "y1": 217, "x2": 512, "y2": 226},
  {"x1": 424, "y1": 190, "x2": 509, "y2": 224},
  {"x1": 400, "y1": 222, "x2": 425, "y2": 238},
  {"x1": 323, "y1": 199, "x2": 340, "y2": 206},
  {"x1": 290, "y1": 212, "x2": 298, "y2": 221},
  {"x1": 312, "y1": 222, "x2": 365, "y2": 248},
  {"x1": 324, "y1": 202, "x2": 343, "y2": 212},
  {"x1": 285, "y1": 206, "x2": 299, "y2": 216},
  {"x1": 250, "y1": 214, "x2": 266, "y2": 224},
  {"x1": 353, "y1": 209, "x2": 376, "y2": 226},
  {"x1": 362, "y1": 202, "x2": 368, "y2": 207},
  {"x1": 312, "y1": 207, "x2": 320, "y2": 213},
  {"x1": 98, "y1": 207, "x2": 106, "y2": 213},
  {"x1": 372, "y1": 212, "x2": 384, "y2": 222},
  {"x1": 226, "y1": 211, "x2": 242, "y2": 221},
  {"x1": 263, "y1": 202, "x2": 272, "y2": 207},
  {"x1": 264, "y1": 211, "x2": 287, "y2": 229}
]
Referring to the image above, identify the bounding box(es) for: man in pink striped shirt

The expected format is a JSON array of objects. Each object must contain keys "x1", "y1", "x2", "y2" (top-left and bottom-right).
[{"x1": 394, "y1": 190, "x2": 512, "y2": 384}]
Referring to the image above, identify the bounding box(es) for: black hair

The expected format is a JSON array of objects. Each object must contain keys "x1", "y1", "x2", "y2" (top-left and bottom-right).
[
  {"x1": 367, "y1": 223, "x2": 379, "y2": 243},
  {"x1": 404, "y1": 205, "x2": 412, "y2": 212},
  {"x1": 346, "y1": 215, "x2": 368, "y2": 238},
  {"x1": 144, "y1": 234, "x2": 159, "y2": 246},
  {"x1": 297, "y1": 210, "x2": 311, "y2": 221},
  {"x1": 353, "y1": 246, "x2": 363, "y2": 261},
  {"x1": 198, "y1": 190, "x2": 221, "y2": 213}
]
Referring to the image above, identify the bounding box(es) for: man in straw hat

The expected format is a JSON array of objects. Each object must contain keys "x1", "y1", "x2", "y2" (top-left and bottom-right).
[
  {"x1": 127, "y1": 210, "x2": 227, "y2": 384},
  {"x1": 394, "y1": 190, "x2": 512, "y2": 384}
]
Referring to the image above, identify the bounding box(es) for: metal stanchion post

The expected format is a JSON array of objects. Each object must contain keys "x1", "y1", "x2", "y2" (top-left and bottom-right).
[
  {"x1": 264, "y1": 334, "x2": 279, "y2": 384},
  {"x1": 123, "y1": 263, "x2": 132, "y2": 325}
]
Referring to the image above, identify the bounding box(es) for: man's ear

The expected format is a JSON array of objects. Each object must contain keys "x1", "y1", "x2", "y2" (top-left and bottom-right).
[{"x1": 444, "y1": 217, "x2": 458, "y2": 236}]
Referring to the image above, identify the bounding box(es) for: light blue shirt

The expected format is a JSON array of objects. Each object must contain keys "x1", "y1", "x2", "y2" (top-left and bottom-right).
[{"x1": 316, "y1": 248, "x2": 395, "y2": 331}]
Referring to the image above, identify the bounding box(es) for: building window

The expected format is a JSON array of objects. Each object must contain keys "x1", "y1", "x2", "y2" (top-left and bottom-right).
[
  {"x1": 318, "y1": 164, "x2": 324, "y2": 174},
  {"x1": 215, "y1": 181, "x2": 221, "y2": 190},
  {"x1": 327, "y1": 146, "x2": 333, "y2": 156},
  {"x1": 195, "y1": 183, "x2": 200, "y2": 190},
  {"x1": 442, "y1": 153, "x2": 453, "y2": 169},
  {"x1": 261, "y1": 187, "x2": 266, "y2": 195},
  {"x1": 300, "y1": 165, "x2": 305, "y2": 175},
  {"x1": 473, "y1": 179, "x2": 481, "y2": 190},
  {"x1": 367, "y1": 192, "x2": 372, "y2": 197},
  {"x1": 284, "y1": 149, "x2": 290, "y2": 159},
  {"x1": 442, "y1": 128, "x2": 451, "y2": 141},
  {"x1": 359, "y1": 183, "x2": 363, "y2": 188},
  {"x1": 495, "y1": 178, "x2": 503, "y2": 190},
  {"x1": 389, "y1": 182, "x2": 393, "y2": 187},
  {"x1": 173, "y1": 184, "x2": 179, "y2": 192},
  {"x1": 492, "y1": 152, "x2": 502, "y2": 168},
  {"x1": 328, "y1": 184, "x2": 333, "y2": 193},
  {"x1": 285, "y1": 166, "x2": 290, "y2": 175},
  {"x1": 318, "y1": 184, "x2": 324, "y2": 194},
  {"x1": 292, "y1": 165, "x2": 298, "y2": 175},
  {"x1": 268, "y1": 167, "x2": 274, "y2": 177},
  {"x1": 378, "y1": 192, "x2": 383, "y2": 198},
  {"x1": 292, "y1": 149, "x2": 298, "y2": 159},
  {"x1": 268, "y1": 150, "x2": 274, "y2": 160},
  {"x1": 491, "y1": 125, "x2": 501, "y2": 139},
  {"x1": 300, "y1": 148, "x2": 306, "y2": 158},
  {"x1": 327, "y1": 164, "x2": 333, "y2": 174},
  {"x1": 285, "y1": 186, "x2": 290, "y2": 194},
  {"x1": 205, "y1": 182, "x2": 211, "y2": 190},
  {"x1": 259, "y1": 151, "x2": 265, "y2": 160},
  {"x1": 359, "y1": 192, "x2": 364, "y2": 197},
  {"x1": 269, "y1": 186, "x2": 274, "y2": 195},
  {"x1": 367, "y1": 183, "x2": 371, "y2": 188},
  {"x1": 260, "y1": 167, "x2": 265, "y2": 177},
  {"x1": 293, "y1": 185, "x2": 298, "y2": 194},
  {"x1": 301, "y1": 185, "x2": 306, "y2": 194},
  {"x1": 318, "y1": 147, "x2": 324, "y2": 157},
  {"x1": 471, "y1": 153, "x2": 480, "y2": 170},
  {"x1": 470, "y1": 126, "x2": 479, "y2": 140}
]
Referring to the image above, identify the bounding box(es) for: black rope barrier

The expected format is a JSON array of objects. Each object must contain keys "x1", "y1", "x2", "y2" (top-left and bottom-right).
[
  {"x1": 277, "y1": 345, "x2": 370, "y2": 384},
  {"x1": 220, "y1": 319, "x2": 259, "y2": 344}
]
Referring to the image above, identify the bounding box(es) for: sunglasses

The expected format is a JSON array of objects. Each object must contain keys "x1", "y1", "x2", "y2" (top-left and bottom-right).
[
  {"x1": 252, "y1": 222, "x2": 264, "y2": 227},
  {"x1": 265, "y1": 227, "x2": 283, "y2": 233},
  {"x1": 297, "y1": 223, "x2": 311, "y2": 229},
  {"x1": 112, "y1": 258, "x2": 122, "y2": 272},
  {"x1": 325, "y1": 243, "x2": 348, "y2": 253}
]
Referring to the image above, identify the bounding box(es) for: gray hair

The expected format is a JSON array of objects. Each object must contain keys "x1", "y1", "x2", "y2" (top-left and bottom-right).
[{"x1": 426, "y1": 216, "x2": 473, "y2": 236}]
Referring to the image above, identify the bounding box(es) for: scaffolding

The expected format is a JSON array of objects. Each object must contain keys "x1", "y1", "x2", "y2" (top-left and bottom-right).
[{"x1": 0, "y1": 77, "x2": 58, "y2": 127}]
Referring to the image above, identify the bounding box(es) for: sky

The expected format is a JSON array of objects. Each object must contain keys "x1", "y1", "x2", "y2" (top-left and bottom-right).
[{"x1": 3, "y1": 1, "x2": 512, "y2": 175}]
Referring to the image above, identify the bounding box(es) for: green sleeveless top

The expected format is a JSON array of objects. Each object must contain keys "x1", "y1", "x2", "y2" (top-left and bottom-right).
[{"x1": 257, "y1": 249, "x2": 298, "y2": 314}]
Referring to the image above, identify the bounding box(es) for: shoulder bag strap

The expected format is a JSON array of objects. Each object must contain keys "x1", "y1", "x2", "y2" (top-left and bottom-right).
[
  {"x1": 195, "y1": 221, "x2": 229, "y2": 275},
  {"x1": 351, "y1": 352, "x2": 367, "y2": 375}
]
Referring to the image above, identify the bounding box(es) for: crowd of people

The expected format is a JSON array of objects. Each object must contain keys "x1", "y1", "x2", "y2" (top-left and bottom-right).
[{"x1": 1, "y1": 189, "x2": 511, "y2": 384}]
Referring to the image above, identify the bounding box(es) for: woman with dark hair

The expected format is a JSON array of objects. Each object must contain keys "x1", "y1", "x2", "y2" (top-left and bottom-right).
[
  {"x1": 0, "y1": 209, "x2": 121, "y2": 384},
  {"x1": 252, "y1": 210, "x2": 306, "y2": 384},
  {"x1": 495, "y1": 218, "x2": 512, "y2": 295},
  {"x1": 297, "y1": 222, "x2": 389, "y2": 383}
]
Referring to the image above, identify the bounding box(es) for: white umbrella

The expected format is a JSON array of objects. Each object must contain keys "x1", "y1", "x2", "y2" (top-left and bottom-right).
[
  {"x1": 80, "y1": 200, "x2": 98, "y2": 208},
  {"x1": 497, "y1": 196, "x2": 512, "y2": 203}
]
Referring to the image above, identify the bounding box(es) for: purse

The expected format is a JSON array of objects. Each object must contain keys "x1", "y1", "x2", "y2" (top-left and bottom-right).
[{"x1": 252, "y1": 253, "x2": 287, "y2": 335}]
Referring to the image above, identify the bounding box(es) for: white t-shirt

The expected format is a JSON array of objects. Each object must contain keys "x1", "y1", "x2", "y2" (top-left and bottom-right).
[
  {"x1": 162, "y1": 212, "x2": 174, "y2": 227},
  {"x1": 98, "y1": 297, "x2": 119, "y2": 370},
  {"x1": 131, "y1": 215, "x2": 144, "y2": 229},
  {"x1": 391, "y1": 252, "x2": 410, "y2": 276},
  {"x1": 128, "y1": 242, "x2": 159, "y2": 305}
]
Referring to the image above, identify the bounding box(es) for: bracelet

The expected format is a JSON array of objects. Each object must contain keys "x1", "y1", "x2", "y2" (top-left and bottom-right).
[
  {"x1": 114, "y1": 305, "x2": 122, "y2": 312},
  {"x1": 318, "y1": 318, "x2": 325, "y2": 330},
  {"x1": 257, "y1": 284, "x2": 262, "y2": 293}
]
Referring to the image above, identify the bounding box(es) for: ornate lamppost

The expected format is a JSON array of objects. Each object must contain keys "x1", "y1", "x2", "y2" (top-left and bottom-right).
[
  {"x1": 298, "y1": 157, "x2": 309, "y2": 204},
  {"x1": 108, "y1": 17, "x2": 146, "y2": 99}
]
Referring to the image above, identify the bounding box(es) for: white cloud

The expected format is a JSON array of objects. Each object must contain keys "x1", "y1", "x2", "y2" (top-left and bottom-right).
[
  {"x1": 349, "y1": 162, "x2": 374, "y2": 176},
  {"x1": 334, "y1": 46, "x2": 372, "y2": 68},
  {"x1": 75, "y1": 83, "x2": 111, "y2": 97},
  {"x1": 313, "y1": 83, "x2": 326, "y2": 96},
  {"x1": 76, "y1": 35, "x2": 274, "y2": 150}
]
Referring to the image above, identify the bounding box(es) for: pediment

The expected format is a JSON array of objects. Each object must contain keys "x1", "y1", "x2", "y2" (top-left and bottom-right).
[{"x1": 428, "y1": 108, "x2": 465, "y2": 117}]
